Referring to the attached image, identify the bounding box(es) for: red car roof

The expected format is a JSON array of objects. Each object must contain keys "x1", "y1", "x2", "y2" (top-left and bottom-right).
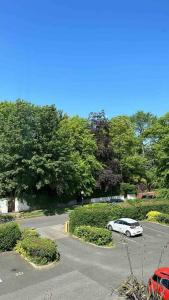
[{"x1": 155, "y1": 267, "x2": 169, "y2": 279}]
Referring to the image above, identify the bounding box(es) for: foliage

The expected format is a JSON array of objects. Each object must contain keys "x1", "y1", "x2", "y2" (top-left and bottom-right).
[
  {"x1": 156, "y1": 213, "x2": 169, "y2": 224},
  {"x1": 74, "y1": 225, "x2": 112, "y2": 246},
  {"x1": 21, "y1": 228, "x2": 40, "y2": 239},
  {"x1": 110, "y1": 202, "x2": 169, "y2": 221},
  {"x1": 120, "y1": 183, "x2": 137, "y2": 196},
  {"x1": 0, "y1": 214, "x2": 14, "y2": 223},
  {"x1": 69, "y1": 201, "x2": 169, "y2": 232},
  {"x1": 156, "y1": 188, "x2": 169, "y2": 200},
  {"x1": 57, "y1": 116, "x2": 101, "y2": 197},
  {"x1": 0, "y1": 222, "x2": 21, "y2": 251},
  {"x1": 0, "y1": 100, "x2": 168, "y2": 203},
  {"x1": 88, "y1": 111, "x2": 122, "y2": 194},
  {"x1": 69, "y1": 204, "x2": 113, "y2": 232},
  {"x1": 15, "y1": 231, "x2": 59, "y2": 265},
  {"x1": 0, "y1": 101, "x2": 101, "y2": 203},
  {"x1": 146, "y1": 211, "x2": 162, "y2": 221},
  {"x1": 117, "y1": 275, "x2": 148, "y2": 300}
]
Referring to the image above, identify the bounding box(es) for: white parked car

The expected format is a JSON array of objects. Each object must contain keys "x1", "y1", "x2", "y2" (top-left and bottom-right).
[{"x1": 107, "y1": 218, "x2": 143, "y2": 237}]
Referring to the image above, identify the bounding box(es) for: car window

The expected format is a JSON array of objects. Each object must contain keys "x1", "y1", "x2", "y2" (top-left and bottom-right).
[
  {"x1": 152, "y1": 274, "x2": 161, "y2": 283},
  {"x1": 161, "y1": 279, "x2": 169, "y2": 290},
  {"x1": 127, "y1": 222, "x2": 140, "y2": 227},
  {"x1": 114, "y1": 220, "x2": 120, "y2": 224},
  {"x1": 121, "y1": 221, "x2": 128, "y2": 225}
]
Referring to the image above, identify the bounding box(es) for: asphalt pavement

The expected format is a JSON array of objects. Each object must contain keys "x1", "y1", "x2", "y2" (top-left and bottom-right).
[{"x1": 0, "y1": 214, "x2": 169, "y2": 299}]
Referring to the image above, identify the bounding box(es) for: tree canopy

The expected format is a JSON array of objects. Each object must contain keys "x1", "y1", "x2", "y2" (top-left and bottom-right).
[{"x1": 0, "y1": 100, "x2": 168, "y2": 203}]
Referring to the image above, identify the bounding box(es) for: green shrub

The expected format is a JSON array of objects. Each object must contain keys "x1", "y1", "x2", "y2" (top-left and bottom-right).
[
  {"x1": 146, "y1": 211, "x2": 162, "y2": 221},
  {"x1": 111, "y1": 200, "x2": 169, "y2": 220},
  {"x1": 0, "y1": 222, "x2": 21, "y2": 251},
  {"x1": 69, "y1": 204, "x2": 112, "y2": 232},
  {"x1": 15, "y1": 233, "x2": 60, "y2": 265},
  {"x1": 120, "y1": 183, "x2": 137, "y2": 195},
  {"x1": 21, "y1": 228, "x2": 40, "y2": 239},
  {"x1": 74, "y1": 225, "x2": 112, "y2": 246},
  {"x1": 69, "y1": 201, "x2": 169, "y2": 231},
  {"x1": 156, "y1": 214, "x2": 169, "y2": 224},
  {"x1": 0, "y1": 214, "x2": 14, "y2": 224},
  {"x1": 156, "y1": 188, "x2": 169, "y2": 200}
]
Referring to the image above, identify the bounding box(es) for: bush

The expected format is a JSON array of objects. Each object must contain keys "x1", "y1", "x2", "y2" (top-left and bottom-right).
[
  {"x1": 15, "y1": 232, "x2": 60, "y2": 265},
  {"x1": 120, "y1": 183, "x2": 137, "y2": 196},
  {"x1": 69, "y1": 201, "x2": 169, "y2": 231},
  {"x1": 0, "y1": 214, "x2": 14, "y2": 224},
  {"x1": 74, "y1": 225, "x2": 112, "y2": 246},
  {"x1": 69, "y1": 204, "x2": 112, "y2": 232},
  {"x1": 146, "y1": 211, "x2": 162, "y2": 221},
  {"x1": 156, "y1": 213, "x2": 169, "y2": 224},
  {"x1": 21, "y1": 228, "x2": 40, "y2": 239},
  {"x1": 0, "y1": 222, "x2": 21, "y2": 251},
  {"x1": 156, "y1": 188, "x2": 169, "y2": 200}
]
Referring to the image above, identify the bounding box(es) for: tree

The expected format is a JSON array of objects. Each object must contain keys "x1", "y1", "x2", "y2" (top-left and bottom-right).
[
  {"x1": 0, "y1": 100, "x2": 63, "y2": 198},
  {"x1": 88, "y1": 111, "x2": 121, "y2": 194},
  {"x1": 57, "y1": 116, "x2": 101, "y2": 196},
  {"x1": 145, "y1": 113, "x2": 169, "y2": 188}
]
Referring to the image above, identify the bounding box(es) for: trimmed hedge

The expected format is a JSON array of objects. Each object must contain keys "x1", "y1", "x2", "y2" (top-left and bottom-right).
[
  {"x1": 0, "y1": 222, "x2": 21, "y2": 251},
  {"x1": 74, "y1": 225, "x2": 112, "y2": 246},
  {"x1": 156, "y1": 214, "x2": 169, "y2": 224},
  {"x1": 15, "y1": 232, "x2": 60, "y2": 265},
  {"x1": 69, "y1": 204, "x2": 112, "y2": 232},
  {"x1": 0, "y1": 214, "x2": 14, "y2": 224},
  {"x1": 156, "y1": 188, "x2": 169, "y2": 200},
  {"x1": 69, "y1": 201, "x2": 169, "y2": 231}
]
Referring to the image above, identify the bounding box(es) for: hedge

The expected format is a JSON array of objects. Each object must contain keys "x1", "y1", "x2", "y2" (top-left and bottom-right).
[
  {"x1": 69, "y1": 201, "x2": 169, "y2": 231},
  {"x1": 0, "y1": 214, "x2": 14, "y2": 224},
  {"x1": 74, "y1": 225, "x2": 112, "y2": 246},
  {"x1": 0, "y1": 222, "x2": 21, "y2": 251},
  {"x1": 69, "y1": 204, "x2": 112, "y2": 232},
  {"x1": 156, "y1": 214, "x2": 169, "y2": 224},
  {"x1": 15, "y1": 232, "x2": 60, "y2": 265},
  {"x1": 156, "y1": 188, "x2": 169, "y2": 200}
]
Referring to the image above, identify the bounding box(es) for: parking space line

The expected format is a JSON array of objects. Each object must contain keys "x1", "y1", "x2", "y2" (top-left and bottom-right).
[{"x1": 16, "y1": 272, "x2": 24, "y2": 277}]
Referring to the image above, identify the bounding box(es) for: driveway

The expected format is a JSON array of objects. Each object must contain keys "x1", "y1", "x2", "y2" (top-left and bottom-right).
[{"x1": 0, "y1": 215, "x2": 169, "y2": 299}]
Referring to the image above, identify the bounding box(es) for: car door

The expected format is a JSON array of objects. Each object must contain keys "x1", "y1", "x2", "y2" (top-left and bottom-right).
[
  {"x1": 118, "y1": 220, "x2": 127, "y2": 234},
  {"x1": 113, "y1": 220, "x2": 121, "y2": 232}
]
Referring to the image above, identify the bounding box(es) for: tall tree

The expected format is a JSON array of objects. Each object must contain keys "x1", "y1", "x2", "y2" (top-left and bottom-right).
[
  {"x1": 88, "y1": 111, "x2": 121, "y2": 194},
  {"x1": 145, "y1": 113, "x2": 169, "y2": 188},
  {"x1": 57, "y1": 116, "x2": 101, "y2": 196}
]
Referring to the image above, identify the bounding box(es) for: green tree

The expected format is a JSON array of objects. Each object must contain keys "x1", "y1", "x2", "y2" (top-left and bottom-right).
[
  {"x1": 57, "y1": 116, "x2": 101, "y2": 196},
  {"x1": 146, "y1": 113, "x2": 169, "y2": 188}
]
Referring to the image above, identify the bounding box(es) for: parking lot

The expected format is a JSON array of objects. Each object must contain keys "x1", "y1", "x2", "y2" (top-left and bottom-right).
[{"x1": 0, "y1": 216, "x2": 169, "y2": 299}]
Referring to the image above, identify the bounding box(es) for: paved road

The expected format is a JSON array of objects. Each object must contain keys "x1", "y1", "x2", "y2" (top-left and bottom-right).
[{"x1": 1, "y1": 215, "x2": 169, "y2": 299}]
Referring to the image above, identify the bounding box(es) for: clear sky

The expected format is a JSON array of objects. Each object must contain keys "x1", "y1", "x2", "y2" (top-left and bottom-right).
[{"x1": 0, "y1": 0, "x2": 169, "y2": 117}]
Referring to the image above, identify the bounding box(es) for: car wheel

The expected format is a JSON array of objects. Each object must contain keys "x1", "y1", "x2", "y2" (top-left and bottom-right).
[
  {"x1": 108, "y1": 225, "x2": 113, "y2": 231},
  {"x1": 125, "y1": 230, "x2": 131, "y2": 237}
]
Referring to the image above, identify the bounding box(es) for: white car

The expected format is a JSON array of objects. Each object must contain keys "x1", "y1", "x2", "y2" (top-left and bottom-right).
[{"x1": 107, "y1": 218, "x2": 143, "y2": 237}]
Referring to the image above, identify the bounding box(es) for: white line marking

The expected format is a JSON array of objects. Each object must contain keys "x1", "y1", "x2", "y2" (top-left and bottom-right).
[
  {"x1": 16, "y1": 272, "x2": 24, "y2": 277},
  {"x1": 0, "y1": 278, "x2": 3, "y2": 283}
]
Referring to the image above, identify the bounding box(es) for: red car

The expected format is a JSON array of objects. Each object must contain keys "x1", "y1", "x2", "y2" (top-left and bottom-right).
[{"x1": 148, "y1": 267, "x2": 169, "y2": 299}]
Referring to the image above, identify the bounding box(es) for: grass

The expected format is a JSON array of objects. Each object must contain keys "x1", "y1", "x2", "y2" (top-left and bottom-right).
[{"x1": 13, "y1": 206, "x2": 76, "y2": 219}]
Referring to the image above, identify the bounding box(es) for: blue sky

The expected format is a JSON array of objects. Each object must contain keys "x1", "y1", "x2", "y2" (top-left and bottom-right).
[{"x1": 0, "y1": 0, "x2": 169, "y2": 117}]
